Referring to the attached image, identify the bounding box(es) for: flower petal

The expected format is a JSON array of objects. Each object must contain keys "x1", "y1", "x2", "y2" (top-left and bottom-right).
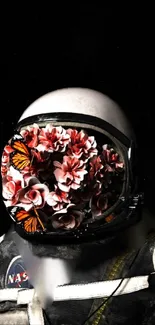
[
  {"x1": 46, "y1": 194, "x2": 57, "y2": 206},
  {"x1": 58, "y1": 182, "x2": 70, "y2": 192},
  {"x1": 53, "y1": 160, "x2": 62, "y2": 168},
  {"x1": 36, "y1": 144, "x2": 47, "y2": 152},
  {"x1": 71, "y1": 182, "x2": 80, "y2": 190},
  {"x1": 54, "y1": 168, "x2": 66, "y2": 183}
]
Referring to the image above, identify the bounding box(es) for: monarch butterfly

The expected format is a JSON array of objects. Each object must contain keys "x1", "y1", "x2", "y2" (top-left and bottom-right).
[
  {"x1": 105, "y1": 214, "x2": 115, "y2": 223},
  {"x1": 8, "y1": 205, "x2": 45, "y2": 233},
  {"x1": 10, "y1": 134, "x2": 32, "y2": 171}
]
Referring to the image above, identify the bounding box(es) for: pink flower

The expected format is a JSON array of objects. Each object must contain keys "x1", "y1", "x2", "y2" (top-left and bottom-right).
[
  {"x1": 102, "y1": 144, "x2": 124, "y2": 171},
  {"x1": 47, "y1": 185, "x2": 70, "y2": 211},
  {"x1": 52, "y1": 205, "x2": 84, "y2": 230},
  {"x1": 89, "y1": 156, "x2": 103, "y2": 180},
  {"x1": 7, "y1": 166, "x2": 25, "y2": 183},
  {"x1": 20, "y1": 124, "x2": 40, "y2": 148},
  {"x1": 115, "y1": 162, "x2": 124, "y2": 169},
  {"x1": 37, "y1": 124, "x2": 70, "y2": 152},
  {"x1": 20, "y1": 150, "x2": 51, "y2": 180},
  {"x1": 53, "y1": 156, "x2": 87, "y2": 192},
  {"x1": 2, "y1": 174, "x2": 22, "y2": 207},
  {"x1": 21, "y1": 150, "x2": 50, "y2": 178},
  {"x1": 1, "y1": 145, "x2": 14, "y2": 177},
  {"x1": 18, "y1": 177, "x2": 49, "y2": 210},
  {"x1": 32, "y1": 149, "x2": 50, "y2": 163},
  {"x1": 1, "y1": 145, "x2": 13, "y2": 165},
  {"x1": 67, "y1": 129, "x2": 98, "y2": 160},
  {"x1": 91, "y1": 193, "x2": 110, "y2": 218},
  {"x1": 1, "y1": 165, "x2": 7, "y2": 177}
]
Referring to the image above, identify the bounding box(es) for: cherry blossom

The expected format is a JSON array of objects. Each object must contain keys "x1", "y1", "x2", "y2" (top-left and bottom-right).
[
  {"x1": 91, "y1": 193, "x2": 110, "y2": 218},
  {"x1": 37, "y1": 124, "x2": 70, "y2": 152},
  {"x1": 20, "y1": 123, "x2": 40, "y2": 148},
  {"x1": 2, "y1": 173, "x2": 23, "y2": 207},
  {"x1": 53, "y1": 156, "x2": 87, "y2": 192},
  {"x1": 52, "y1": 205, "x2": 84, "y2": 230},
  {"x1": 47, "y1": 185, "x2": 70, "y2": 211},
  {"x1": 67, "y1": 129, "x2": 97, "y2": 160},
  {"x1": 17, "y1": 177, "x2": 49, "y2": 211}
]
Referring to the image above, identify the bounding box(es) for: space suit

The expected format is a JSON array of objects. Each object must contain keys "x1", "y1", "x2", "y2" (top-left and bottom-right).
[{"x1": 0, "y1": 88, "x2": 155, "y2": 325}]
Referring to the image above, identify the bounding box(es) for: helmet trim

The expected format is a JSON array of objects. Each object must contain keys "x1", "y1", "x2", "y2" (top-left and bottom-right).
[{"x1": 16, "y1": 113, "x2": 131, "y2": 148}]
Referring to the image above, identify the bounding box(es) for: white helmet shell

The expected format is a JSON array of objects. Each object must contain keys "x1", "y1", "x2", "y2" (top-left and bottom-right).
[{"x1": 19, "y1": 88, "x2": 134, "y2": 142}]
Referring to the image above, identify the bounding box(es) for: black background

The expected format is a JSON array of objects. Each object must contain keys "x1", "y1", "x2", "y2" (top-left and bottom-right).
[{"x1": 0, "y1": 5, "x2": 154, "y2": 234}]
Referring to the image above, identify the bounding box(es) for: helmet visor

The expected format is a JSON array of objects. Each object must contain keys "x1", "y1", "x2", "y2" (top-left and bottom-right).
[{"x1": 1, "y1": 119, "x2": 132, "y2": 244}]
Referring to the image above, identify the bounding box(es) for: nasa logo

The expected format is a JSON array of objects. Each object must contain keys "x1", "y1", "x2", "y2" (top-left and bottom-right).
[{"x1": 5, "y1": 255, "x2": 33, "y2": 289}]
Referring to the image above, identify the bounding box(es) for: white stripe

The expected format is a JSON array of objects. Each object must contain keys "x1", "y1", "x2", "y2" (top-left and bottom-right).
[
  {"x1": 0, "y1": 275, "x2": 149, "y2": 303},
  {"x1": 54, "y1": 276, "x2": 149, "y2": 301},
  {"x1": 0, "y1": 288, "x2": 18, "y2": 301},
  {"x1": 28, "y1": 302, "x2": 44, "y2": 325}
]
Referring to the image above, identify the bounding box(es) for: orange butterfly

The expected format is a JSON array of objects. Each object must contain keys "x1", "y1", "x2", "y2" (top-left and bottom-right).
[
  {"x1": 10, "y1": 134, "x2": 31, "y2": 171},
  {"x1": 105, "y1": 214, "x2": 114, "y2": 223},
  {"x1": 8, "y1": 206, "x2": 45, "y2": 233}
]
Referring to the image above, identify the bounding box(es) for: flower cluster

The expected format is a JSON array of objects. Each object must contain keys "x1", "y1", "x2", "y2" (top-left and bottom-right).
[{"x1": 1, "y1": 123, "x2": 125, "y2": 232}]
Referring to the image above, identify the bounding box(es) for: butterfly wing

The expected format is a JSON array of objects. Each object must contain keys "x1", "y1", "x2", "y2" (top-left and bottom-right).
[
  {"x1": 10, "y1": 151, "x2": 30, "y2": 170},
  {"x1": 24, "y1": 217, "x2": 38, "y2": 233},
  {"x1": 16, "y1": 209, "x2": 30, "y2": 222},
  {"x1": 11, "y1": 134, "x2": 30, "y2": 155},
  {"x1": 8, "y1": 206, "x2": 30, "y2": 222},
  {"x1": 10, "y1": 135, "x2": 31, "y2": 171},
  {"x1": 8, "y1": 206, "x2": 40, "y2": 233}
]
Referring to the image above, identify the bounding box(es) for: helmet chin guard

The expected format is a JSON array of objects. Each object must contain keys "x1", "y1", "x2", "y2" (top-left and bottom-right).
[{"x1": 1, "y1": 88, "x2": 143, "y2": 244}]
